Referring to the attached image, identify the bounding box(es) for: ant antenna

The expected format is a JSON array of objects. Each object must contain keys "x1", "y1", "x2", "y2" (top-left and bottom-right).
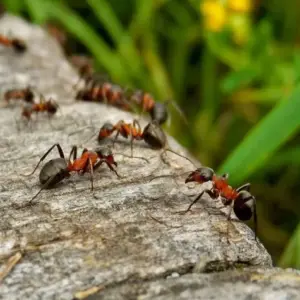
[
  {"x1": 162, "y1": 148, "x2": 198, "y2": 169},
  {"x1": 165, "y1": 98, "x2": 189, "y2": 126},
  {"x1": 148, "y1": 170, "x2": 194, "y2": 182}
]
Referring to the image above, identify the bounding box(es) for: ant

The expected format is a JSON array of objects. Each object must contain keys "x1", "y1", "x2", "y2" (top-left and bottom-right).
[
  {"x1": 24, "y1": 143, "x2": 120, "y2": 203},
  {"x1": 21, "y1": 95, "x2": 59, "y2": 120},
  {"x1": 128, "y1": 90, "x2": 170, "y2": 125},
  {"x1": 70, "y1": 55, "x2": 97, "y2": 89},
  {"x1": 182, "y1": 167, "x2": 257, "y2": 240},
  {"x1": 76, "y1": 80, "x2": 131, "y2": 111},
  {"x1": 0, "y1": 34, "x2": 27, "y2": 53},
  {"x1": 4, "y1": 86, "x2": 34, "y2": 104},
  {"x1": 97, "y1": 119, "x2": 196, "y2": 165}
]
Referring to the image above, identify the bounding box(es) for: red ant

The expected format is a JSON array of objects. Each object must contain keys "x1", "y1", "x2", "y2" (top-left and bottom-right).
[
  {"x1": 182, "y1": 167, "x2": 257, "y2": 240},
  {"x1": 21, "y1": 95, "x2": 59, "y2": 120},
  {"x1": 128, "y1": 90, "x2": 170, "y2": 125},
  {"x1": 71, "y1": 55, "x2": 96, "y2": 89},
  {"x1": 97, "y1": 119, "x2": 196, "y2": 165},
  {"x1": 24, "y1": 144, "x2": 120, "y2": 203},
  {"x1": 76, "y1": 80, "x2": 131, "y2": 111},
  {"x1": 0, "y1": 34, "x2": 27, "y2": 53},
  {"x1": 4, "y1": 86, "x2": 34, "y2": 104}
]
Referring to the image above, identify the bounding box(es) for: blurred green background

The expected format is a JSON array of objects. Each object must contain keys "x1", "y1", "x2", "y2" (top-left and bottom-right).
[{"x1": 3, "y1": 0, "x2": 300, "y2": 268}]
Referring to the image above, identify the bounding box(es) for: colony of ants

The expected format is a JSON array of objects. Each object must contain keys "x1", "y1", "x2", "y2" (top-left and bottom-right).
[
  {"x1": 73, "y1": 58, "x2": 186, "y2": 125},
  {"x1": 1, "y1": 30, "x2": 258, "y2": 243}
]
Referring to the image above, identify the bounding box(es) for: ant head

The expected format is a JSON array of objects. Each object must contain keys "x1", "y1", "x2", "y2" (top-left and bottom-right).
[
  {"x1": 234, "y1": 190, "x2": 255, "y2": 221},
  {"x1": 95, "y1": 146, "x2": 117, "y2": 166},
  {"x1": 98, "y1": 122, "x2": 114, "y2": 141},
  {"x1": 24, "y1": 88, "x2": 34, "y2": 103},
  {"x1": 39, "y1": 158, "x2": 69, "y2": 186},
  {"x1": 48, "y1": 100, "x2": 59, "y2": 114},
  {"x1": 185, "y1": 167, "x2": 215, "y2": 184},
  {"x1": 149, "y1": 102, "x2": 168, "y2": 125},
  {"x1": 12, "y1": 38, "x2": 27, "y2": 53},
  {"x1": 143, "y1": 121, "x2": 166, "y2": 149}
]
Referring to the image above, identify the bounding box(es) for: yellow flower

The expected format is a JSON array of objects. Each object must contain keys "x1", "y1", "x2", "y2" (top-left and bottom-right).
[
  {"x1": 229, "y1": 14, "x2": 251, "y2": 44},
  {"x1": 227, "y1": 0, "x2": 252, "y2": 13},
  {"x1": 201, "y1": 1, "x2": 227, "y2": 32}
]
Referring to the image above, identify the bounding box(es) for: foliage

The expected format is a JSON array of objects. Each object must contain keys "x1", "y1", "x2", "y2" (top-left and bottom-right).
[{"x1": 3, "y1": 0, "x2": 300, "y2": 267}]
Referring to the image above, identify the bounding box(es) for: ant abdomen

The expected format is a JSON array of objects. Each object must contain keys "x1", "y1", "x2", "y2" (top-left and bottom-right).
[
  {"x1": 234, "y1": 191, "x2": 255, "y2": 221},
  {"x1": 39, "y1": 158, "x2": 69, "y2": 186},
  {"x1": 149, "y1": 102, "x2": 168, "y2": 125},
  {"x1": 142, "y1": 121, "x2": 166, "y2": 149}
]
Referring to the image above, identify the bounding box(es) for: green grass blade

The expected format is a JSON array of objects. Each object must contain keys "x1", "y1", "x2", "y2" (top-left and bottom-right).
[
  {"x1": 86, "y1": 0, "x2": 124, "y2": 42},
  {"x1": 2, "y1": 0, "x2": 24, "y2": 13},
  {"x1": 221, "y1": 68, "x2": 258, "y2": 94},
  {"x1": 278, "y1": 223, "x2": 300, "y2": 268},
  {"x1": 24, "y1": 0, "x2": 48, "y2": 24},
  {"x1": 46, "y1": 1, "x2": 127, "y2": 81},
  {"x1": 218, "y1": 85, "x2": 300, "y2": 185},
  {"x1": 266, "y1": 147, "x2": 300, "y2": 170}
]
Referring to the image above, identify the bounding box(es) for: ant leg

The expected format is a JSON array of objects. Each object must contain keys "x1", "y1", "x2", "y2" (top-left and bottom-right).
[
  {"x1": 112, "y1": 120, "x2": 124, "y2": 148},
  {"x1": 176, "y1": 190, "x2": 209, "y2": 215},
  {"x1": 28, "y1": 174, "x2": 62, "y2": 204},
  {"x1": 182, "y1": 190, "x2": 206, "y2": 213},
  {"x1": 23, "y1": 143, "x2": 65, "y2": 176},
  {"x1": 130, "y1": 135, "x2": 134, "y2": 157},
  {"x1": 130, "y1": 119, "x2": 141, "y2": 157},
  {"x1": 93, "y1": 159, "x2": 122, "y2": 178},
  {"x1": 68, "y1": 145, "x2": 78, "y2": 164},
  {"x1": 236, "y1": 183, "x2": 251, "y2": 192},
  {"x1": 104, "y1": 161, "x2": 122, "y2": 178},
  {"x1": 89, "y1": 157, "x2": 94, "y2": 191}
]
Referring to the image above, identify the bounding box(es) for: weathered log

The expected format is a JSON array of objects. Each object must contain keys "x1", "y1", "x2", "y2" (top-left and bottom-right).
[{"x1": 1, "y1": 14, "x2": 296, "y2": 300}]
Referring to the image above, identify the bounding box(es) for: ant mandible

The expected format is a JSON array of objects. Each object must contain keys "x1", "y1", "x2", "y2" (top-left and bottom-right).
[
  {"x1": 183, "y1": 167, "x2": 257, "y2": 240},
  {"x1": 97, "y1": 119, "x2": 196, "y2": 166},
  {"x1": 24, "y1": 143, "x2": 121, "y2": 203},
  {"x1": 4, "y1": 86, "x2": 34, "y2": 104},
  {"x1": 0, "y1": 34, "x2": 27, "y2": 53}
]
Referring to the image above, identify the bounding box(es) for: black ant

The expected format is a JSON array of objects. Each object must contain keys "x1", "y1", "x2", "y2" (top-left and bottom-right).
[
  {"x1": 24, "y1": 144, "x2": 120, "y2": 203},
  {"x1": 97, "y1": 119, "x2": 195, "y2": 165},
  {"x1": 4, "y1": 86, "x2": 34, "y2": 104},
  {"x1": 183, "y1": 167, "x2": 257, "y2": 240},
  {"x1": 0, "y1": 34, "x2": 27, "y2": 53}
]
